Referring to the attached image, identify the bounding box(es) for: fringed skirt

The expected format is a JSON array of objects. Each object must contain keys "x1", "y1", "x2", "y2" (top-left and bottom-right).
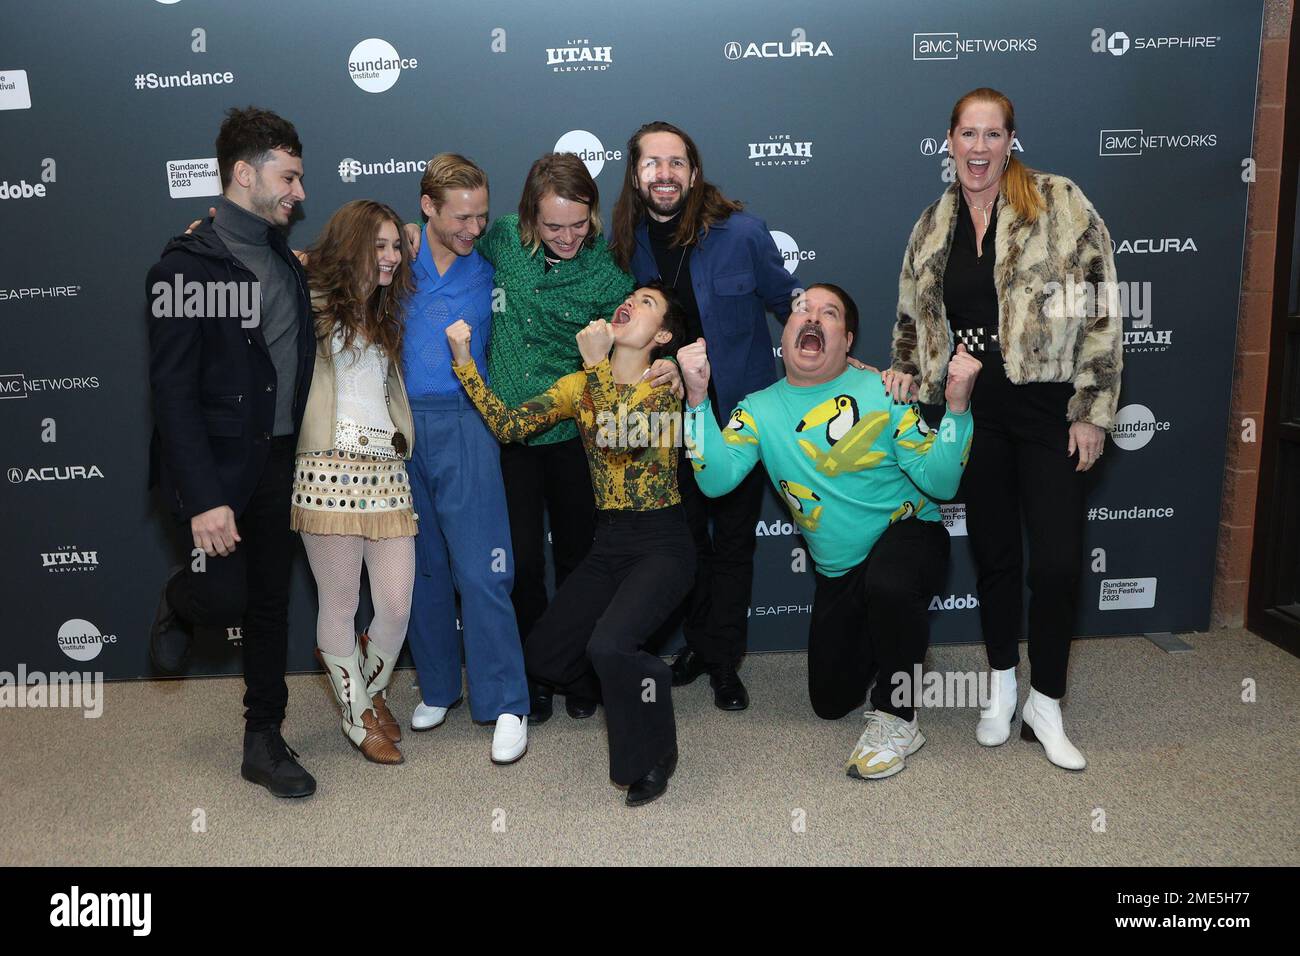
[{"x1": 290, "y1": 450, "x2": 417, "y2": 540}]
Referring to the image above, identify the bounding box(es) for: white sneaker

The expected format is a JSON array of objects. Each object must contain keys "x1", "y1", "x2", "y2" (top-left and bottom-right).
[
  {"x1": 1021, "y1": 688, "x2": 1086, "y2": 771},
  {"x1": 845, "y1": 710, "x2": 925, "y2": 780},
  {"x1": 411, "y1": 702, "x2": 449, "y2": 732},
  {"x1": 491, "y1": 714, "x2": 527, "y2": 764},
  {"x1": 975, "y1": 666, "x2": 1018, "y2": 747}
]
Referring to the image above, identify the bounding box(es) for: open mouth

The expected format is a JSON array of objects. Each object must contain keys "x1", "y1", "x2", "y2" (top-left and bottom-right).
[
  {"x1": 796, "y1": 322, "x2": 825, "y2": 355},
  {"x1": 612, "y1": 304, "x2": 632, "y2": 326},
  {"x1": 650, "y1": 183, "x2": 679, "y2": 201},
  {"x1": 378, "y1": 264, "x2": 396, "y2": 276},
  {"x1": 967, "y1": 158, "x2": 990, "y2": 176}
]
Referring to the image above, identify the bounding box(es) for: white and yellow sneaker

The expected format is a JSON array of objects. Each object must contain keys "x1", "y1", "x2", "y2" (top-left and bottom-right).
[{"x1": 845, "y1": 710, "x2": 925, "y2": 780}]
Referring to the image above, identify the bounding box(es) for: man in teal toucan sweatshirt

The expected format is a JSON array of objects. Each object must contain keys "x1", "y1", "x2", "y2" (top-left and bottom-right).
[{"x1": 681, "y1": 283, "x2": 982, "y2": 780}]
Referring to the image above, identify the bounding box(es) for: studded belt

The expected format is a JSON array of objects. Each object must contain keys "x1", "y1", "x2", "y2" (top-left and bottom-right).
[{"x1": 953, "y1": 326, "x2": 1000, "y2": 354}]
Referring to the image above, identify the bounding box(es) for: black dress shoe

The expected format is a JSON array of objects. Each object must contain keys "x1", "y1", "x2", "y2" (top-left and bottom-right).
[
  {"x1": 149, "y1": 569, "x2": 192, "y2": 675},
  {"x1": 626, "y1": 747, "x2": 678, "y2": 807},
  {"x1": 240, "y1": 729, "x2": 316, "y2": 798},
  {"x1": 565, "y1": 694, "x2": 598, "y2": 719},
  {"x1": 529, "y1": 685, "x2": 554, "y2": 725},
  {"x1": 710, "y1": 664, "x2": 750, "y2": 711},
  {"x1": 669, "y1": 648, "x2": 707, "y2": 687}
]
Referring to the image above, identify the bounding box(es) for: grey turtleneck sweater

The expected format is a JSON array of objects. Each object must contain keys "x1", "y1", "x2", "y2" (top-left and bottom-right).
[{"x1": 213, "y1": 196, "x2": 299, "y2": 436}]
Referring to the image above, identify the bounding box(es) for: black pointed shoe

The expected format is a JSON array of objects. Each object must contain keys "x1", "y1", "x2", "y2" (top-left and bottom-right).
[
  {"x1": 626, "y1": 747, "x2": 678, "y2": 807},
  {"x1": 149, "y1": 569, "x2": 192, "y2": 675},
  {"x1": 710, "y1": 663, "x2": 750, "y2": 711},
  {"x1": 529, "y1": 685, "x2": 554, "y2": 725},
  {"x1": 240, "y1": 729, "x2": 316, "y2": 798},
  {"x1": 565, "y1": 694, "x2": 598, "y2": 719},
  {"x1": 669, "y1": 648, "x2": 707, "y2": 687}
]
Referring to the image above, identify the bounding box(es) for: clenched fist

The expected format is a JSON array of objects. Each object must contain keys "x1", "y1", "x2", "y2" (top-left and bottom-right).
[
  {"x1": 446, "y1": 319, "x2": 473, "y2": 366},
  {"x1": 944, "y1": 342, "x2": 982, "y2": 414},
  {"x1": 677, "y1": 338, "x2": 711, "y2": 408},
  {"x1": 577, "y1": 320, "x2": 614, "y2": 368}
]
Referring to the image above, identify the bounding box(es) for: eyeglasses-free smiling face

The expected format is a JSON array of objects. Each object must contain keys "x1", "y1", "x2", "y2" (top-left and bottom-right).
[
  {"x1": 375, "y1": 219, "x2": 401, "y2": 287},
  {"x1": 421, "y1": 187, "x2": 489, "y2": 260},
  {"x1": 635, "y1": 131, "x2": 696, "y2": 222},
  {"x1": 947, "y1": 100, "x2": 1012, "y2": 201},
  {"x1": 536, "y1": 192, "x2": 591, "y2": 260},
  {"x1": 246, "y1": 148, "x2": 305, "y2": 227}
]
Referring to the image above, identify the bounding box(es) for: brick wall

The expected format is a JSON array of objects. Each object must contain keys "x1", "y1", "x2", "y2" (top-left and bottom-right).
[{"x1": 1211, "y1": 0, "x2": 1293, "y2": 627}]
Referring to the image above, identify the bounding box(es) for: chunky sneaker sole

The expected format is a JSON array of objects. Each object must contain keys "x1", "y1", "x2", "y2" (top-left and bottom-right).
[{"x1": 845, "y1": 731, "x2": 925, "y2": 781}]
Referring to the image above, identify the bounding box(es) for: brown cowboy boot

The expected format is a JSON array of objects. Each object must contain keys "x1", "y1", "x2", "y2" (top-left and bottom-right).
[
  {"x1": 317, "y1": 647, "x2": 403, "y2": 764},
  {"x1": 358, "y1": 631, "x2": 402, "y2": 743}
]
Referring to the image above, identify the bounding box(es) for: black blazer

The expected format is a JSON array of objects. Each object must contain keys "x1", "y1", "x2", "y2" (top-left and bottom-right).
[{"x1": 146, "y1": 218, "x2": 314, "y2": 520}]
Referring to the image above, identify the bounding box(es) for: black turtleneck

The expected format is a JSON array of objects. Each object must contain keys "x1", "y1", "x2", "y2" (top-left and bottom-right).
[{"x1": 646, "y1": 212, "x2": 702, "y2": 345}]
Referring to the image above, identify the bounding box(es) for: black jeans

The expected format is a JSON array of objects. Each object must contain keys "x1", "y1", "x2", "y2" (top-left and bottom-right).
[
  {"x1": 165, "y1": 436, "x2": 297, "y2": 731},
  {"x1": 500, "y1": 438, "x2": 596, "y2": 643},
  {"x1": 808, "y1": 517, "x2": 950, "y2": 723},
  {"x1": 676, "y1": 447, "x2": 766, "y2": 668},
  {"x1": 959, "y1": 346, "x2": 1086, "y2": 700},
  {"x1": 525, "y1": 506, "x2": 696, "y2": 785}
]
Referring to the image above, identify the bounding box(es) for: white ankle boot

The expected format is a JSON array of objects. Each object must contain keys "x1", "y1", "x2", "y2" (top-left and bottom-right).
[
  {"x1": 1020, "y1": 688, "x2": 1086, "y2": 770},
  {"x1": 975, "y1": 666, "x2": 1018, "y2": 746}
]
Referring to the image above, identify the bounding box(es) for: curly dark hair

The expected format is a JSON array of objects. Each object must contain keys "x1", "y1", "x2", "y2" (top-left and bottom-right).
[
  {"x1": 215, "y1": 106, "x2": 303, "y2": 189},
  {"x1": 640, "y1": 280, "x2": 687, "y2": 362}
]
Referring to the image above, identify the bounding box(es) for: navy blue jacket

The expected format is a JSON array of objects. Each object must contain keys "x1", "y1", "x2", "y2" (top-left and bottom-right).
[
  {"x1": 629, "y1": 210, "x2": 798, "y2": 419},
  {"x1": 146, "y1": 219, "x2": 314, "y2": 520}
]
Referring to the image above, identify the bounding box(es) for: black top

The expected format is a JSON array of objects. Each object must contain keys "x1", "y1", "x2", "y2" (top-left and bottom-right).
[
  {"x1": 944, "y1": 189, "x2": 1000, "y2": 333},
  {"x1": 647, "y1": 211, "x2": 703, "y2": 343}
]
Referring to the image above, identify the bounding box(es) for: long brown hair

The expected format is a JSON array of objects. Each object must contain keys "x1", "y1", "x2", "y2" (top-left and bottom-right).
[
  {"x1": 517, "y1": 152, "x2": 602, "y2": 254},
  {"x1": 609, "y1": 121, "x2": 744, "y2": 271},
  {"x1": 305, "y1": 200, "x2": 411, "y2": 358},
  {"x1": 949, "y1": 88, "x2": 1044, "y2": 223}
]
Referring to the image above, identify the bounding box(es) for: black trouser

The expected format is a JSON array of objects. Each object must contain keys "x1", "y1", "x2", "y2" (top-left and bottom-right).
[
  {"x1": 525, "y1": 506, "x2": 696, "y2": 785},
  {"x1": 808, "y1": 517, "x2": 950, "y2": 723},
  {"x1": 165, "y1": 436, "x2": 297, "y2": 732},
  {"x1": 959, "y1": 344, "x2": 1086, "y2": 700},
  {"x1": 500, "y1": 438, "x2": 596, "y2": 643},
  {"x1": 676, "y1": 446, "x2": 766, "y2": 668}
]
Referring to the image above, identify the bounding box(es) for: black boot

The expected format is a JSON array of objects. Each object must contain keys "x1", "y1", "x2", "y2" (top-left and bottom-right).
[
  {"x1": 710, "y1": 662, "x2": 750, "y2": 711},
  {"x1": 241, "y1": 728, "x2": 316, "y2": 798},
  {"x1": 149, "y1": 568, "x2": 192, "y2": 675},
  {"x1": 669, "y1": 648, "x2": 707, "y2": 687},
  {"x1": 565, "y1": 694, "x2": 598, "y2": 719},
  {"x1": 529, "y1": 684, "x2": 554, "y2": 725},
  {"x1": 626, "y1": 747, "x2": 678, "y2": 807}
]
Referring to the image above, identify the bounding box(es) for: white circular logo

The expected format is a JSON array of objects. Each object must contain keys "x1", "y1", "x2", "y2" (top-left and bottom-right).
[
  {"x1": 555, "y1": 129, "x2": 608, "y2": 178},
  {"x1": 724, "y1": 41, "x2": 742, "y2": 60},
  {"x1": 58, "y1": 618, "x2": 104, "y2": 662},
  {"x1": 1108, "y1": 31, "x2": 1131, "y2": 56},
  {"x1": 7, "y1": 467, "x2": 20, "y2": 484},
  {"x1": 770, "y1": 230, "x2": 800, "y2": 275},
  {"x1": 1111, "y1": 403, "x2": 1159, "y2": 450},
  {"x1": 348, "y1": 38, "x2": 404, "y2": 93},
  {"x1": 920, "y1": 138, "x2": 939, "y2": 156}
]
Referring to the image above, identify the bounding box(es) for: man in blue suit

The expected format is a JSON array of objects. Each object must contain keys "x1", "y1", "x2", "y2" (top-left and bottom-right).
[{"x1": 609, "y1": 121, "x2": 799, "y2": 710}]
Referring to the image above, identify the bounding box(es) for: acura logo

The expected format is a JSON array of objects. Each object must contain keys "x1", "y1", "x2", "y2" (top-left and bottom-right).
[
  {"x1": 920, "y1": 138, "x2": 939, "y2": 155},
  {"x1": 723, "y1": 41, "x2": 741, "y2": 59},
  {"x1": 8, "y1": 468, "x2": 22, "y2": 483}
]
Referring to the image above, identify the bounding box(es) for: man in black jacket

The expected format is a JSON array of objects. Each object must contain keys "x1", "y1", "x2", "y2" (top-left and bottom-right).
[{"x1": 146, "y1": 106, "x2": 317, "y2": 798}]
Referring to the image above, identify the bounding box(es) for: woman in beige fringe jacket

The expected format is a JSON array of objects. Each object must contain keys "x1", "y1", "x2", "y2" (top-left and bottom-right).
[{"x1": 293, "y1": 200, "x2": 417, "y2": 765}]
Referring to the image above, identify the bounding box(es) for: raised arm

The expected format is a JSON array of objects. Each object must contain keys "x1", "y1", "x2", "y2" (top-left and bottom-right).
[
  {"x1": 447, "y1": 319, "x2": 578, "y2": 442},
  {"x1": 678, "y1": 338, "x2": 760, "y2": 497}
]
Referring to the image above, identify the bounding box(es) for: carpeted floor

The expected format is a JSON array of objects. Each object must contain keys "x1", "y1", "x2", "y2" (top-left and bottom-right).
[{"x1": 1, "y1": 629, "x2": 1296, "y2": 866}]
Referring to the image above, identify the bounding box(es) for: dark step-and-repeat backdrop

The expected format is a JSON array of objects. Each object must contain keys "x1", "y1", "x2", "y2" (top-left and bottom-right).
[{"x1": 1, "y1": 0, "x2": 1263, "y2": 679}]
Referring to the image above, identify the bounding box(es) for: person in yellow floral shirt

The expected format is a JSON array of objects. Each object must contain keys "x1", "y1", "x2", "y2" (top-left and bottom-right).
[{"x1": 445, "y1": 283, "x2": 693, "y2": 806}]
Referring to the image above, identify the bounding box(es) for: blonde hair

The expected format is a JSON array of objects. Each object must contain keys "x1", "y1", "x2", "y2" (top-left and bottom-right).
[
  {"x1": 517, "y1": 153, "x2": 603, "y2": 254},
  {"x1": 949, "y1": 88, "x2": 1044, "y2": 223},
  {"x1": 419, "y1": 153, "x2": 488, "y2": 221}
]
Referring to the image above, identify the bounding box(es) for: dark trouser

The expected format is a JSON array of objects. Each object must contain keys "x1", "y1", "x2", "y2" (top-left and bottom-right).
[
  {"x1": 500, "y1": 438, "x2": 596, "y2": 643},
  {"x1": 959, "y1": 346, "x2": 1086, "y2": 700},
  {"x1": 808, "y1": 517, "x2": 950, "y2": 723},
  {"x1": 525, "y1": 506, "x2": 696, "y2": 785},
  {"x1": 677, "y1": 447, "x2": 766, "y2": 668},
  {"x1": 165, "y1": 436, "x2": 297, "y2": 732}
]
